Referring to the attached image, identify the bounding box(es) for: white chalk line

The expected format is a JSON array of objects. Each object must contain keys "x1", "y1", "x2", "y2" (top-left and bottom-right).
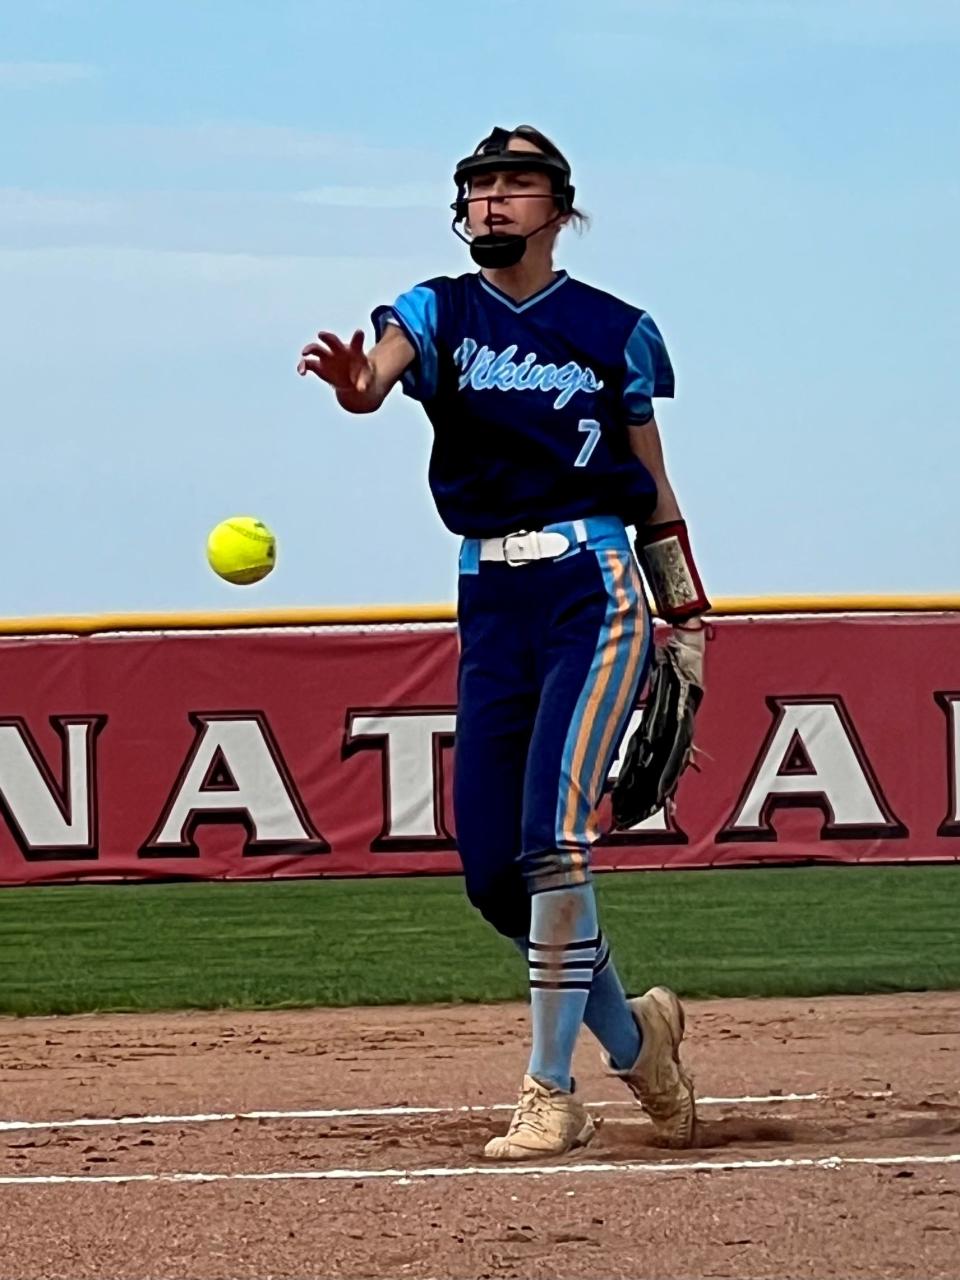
[
  {"x1": 1, "y1": 1150, "x2": 959, "y2": 1188},
  {"x1": 0, "y1": 1091, "x2": 875, "y2": 1135}
]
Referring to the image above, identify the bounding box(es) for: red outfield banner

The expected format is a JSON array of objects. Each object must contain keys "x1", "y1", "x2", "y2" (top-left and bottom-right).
[{"x1": 0, "y1": 614, "x2": 958, "y2": 886}]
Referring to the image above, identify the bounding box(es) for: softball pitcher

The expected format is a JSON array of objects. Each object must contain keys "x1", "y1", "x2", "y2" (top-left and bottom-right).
[{"x1": 298, "y1": 125, "x2": 710, "y2": 1160}]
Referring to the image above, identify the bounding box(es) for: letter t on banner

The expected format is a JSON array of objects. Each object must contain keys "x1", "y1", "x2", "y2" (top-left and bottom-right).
[{"x1": 344, "y1": 709, "x2": 456, "y2": 851}]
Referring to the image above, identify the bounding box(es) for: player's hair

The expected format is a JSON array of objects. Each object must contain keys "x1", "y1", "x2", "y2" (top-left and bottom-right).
[{"x1": 505, "y1": 124, "x2": 590, "y2": 232}]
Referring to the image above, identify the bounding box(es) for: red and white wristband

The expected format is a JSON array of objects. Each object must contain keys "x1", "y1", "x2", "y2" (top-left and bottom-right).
[{"x1": 635, "y1": 519, "x2": 710, "y2": 625}]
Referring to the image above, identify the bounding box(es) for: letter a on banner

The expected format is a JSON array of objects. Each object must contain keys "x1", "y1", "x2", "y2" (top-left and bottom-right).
[
  {"x1": 140, "y1": 712, "x2": 328, "y2": 857},
  {"x1": 718, "y1": 696, "x2": 905, "y2": 842},
  {"x1": 0, "y1": 716, "x2": 105, "y2": 861}
]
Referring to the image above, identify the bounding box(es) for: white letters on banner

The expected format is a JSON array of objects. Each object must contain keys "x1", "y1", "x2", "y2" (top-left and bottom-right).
[
  {"x1": 936, "y1": 693, "x2": 960, "y2": 835},
  {"x1": 0, "y1": 717, "x2": 104, "y2": 859},
  {"x1": 718, "y1": 697, "x2": 905, "y2": 841},
  {"x1": 140, "y1": 713, "x2": 328, "y2": 857},
  {"x1": 6, "y1": 692, "x2": 960, "y2": 865},
  {"x1": 345, "y1": 710, "x2": 457, "y2": 848}
]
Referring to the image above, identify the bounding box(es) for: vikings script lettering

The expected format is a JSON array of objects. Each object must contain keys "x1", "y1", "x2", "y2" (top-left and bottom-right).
[{"x1": 453, "y1": 338, "x2": 603, "y2": 410}]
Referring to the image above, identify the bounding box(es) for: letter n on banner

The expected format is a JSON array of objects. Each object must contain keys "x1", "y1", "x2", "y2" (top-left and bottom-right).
[
  {"x1": 936, "y1": 692, "x2": 960, "y2": 837},
  {"x1": 0, "y1": 716, "x2": 105, "y2": 861},
  {"x1": 344, "y1": 708, "x2": 456, "y2": 851},
  {"x1": 140, "y1": 712, "x2": 329, "y2": 858},
  {"x1": 717, "y1": 696, "x2": 906, "y2": 843}
]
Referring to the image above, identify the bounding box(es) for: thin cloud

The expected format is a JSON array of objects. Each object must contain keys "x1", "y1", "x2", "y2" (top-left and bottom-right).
[
  {"x1": 0, "y1": 187, "x2": 448, "y2": 257},
  {"x1": 295, "y1": 183, "x2": 449, "y2": 209},
  {"x1": 0, "y1": 188, "x2": 115, "y2": 227},
  {"x1": 0, "y1": 61, "x2": 99, "y2": 87},
  {"x1": 105, "y1": 121, "x2": 431, "y2": 167}
]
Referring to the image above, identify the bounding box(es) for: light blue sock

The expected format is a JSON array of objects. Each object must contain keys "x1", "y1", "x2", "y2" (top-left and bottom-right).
[
  {"x1": 512, "y1": 931, "x2": 641, "y2": 1072},
  {"x1": 526, "y1": 884, "x2": 599, "y2": 1093},
  {"x1": 586, "y1": 935, "x2": 642, "y2": 1070}
]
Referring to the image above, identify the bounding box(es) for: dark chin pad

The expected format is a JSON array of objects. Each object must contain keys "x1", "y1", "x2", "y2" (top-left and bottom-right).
[{"x1": 469, "y1": 233, "x2": 527, "y2": 268}]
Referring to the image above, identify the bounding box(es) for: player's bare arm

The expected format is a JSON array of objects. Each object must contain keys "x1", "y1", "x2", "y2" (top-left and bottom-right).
[
  {"x1": 618, "y1": 412, "x2": 708, "y2": 811},
  {"x1": 626, "y1": 415, "x2": 709, "y2": 631},
  {"x1": 297, "y1": 323, "x2": 415, "y2": 414},
  {"x1": 627, "y1": 418, "x2": 682, "y2": 523},
  {"x1": 609, "y1": 414, "x2": 709, "y2": 831}
]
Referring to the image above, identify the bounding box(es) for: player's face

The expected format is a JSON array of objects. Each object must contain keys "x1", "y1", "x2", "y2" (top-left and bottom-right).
[{"x1": 465, "y1": 143, "x2": 559, "y2": 241}]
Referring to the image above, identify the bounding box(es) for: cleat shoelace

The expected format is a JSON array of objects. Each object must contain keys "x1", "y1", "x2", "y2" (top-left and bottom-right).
[{"x1": 505, "y1": 1084, "x2": 553, "y2": 1139}]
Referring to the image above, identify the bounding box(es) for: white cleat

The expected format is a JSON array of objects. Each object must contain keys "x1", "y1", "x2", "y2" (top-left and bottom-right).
[
  {"x1": 604, "y1": 986, "x2": 697, "y2": 1148},
  {"x1": 483, "y1": 1074, "x2": 597, "y2": 1161}
]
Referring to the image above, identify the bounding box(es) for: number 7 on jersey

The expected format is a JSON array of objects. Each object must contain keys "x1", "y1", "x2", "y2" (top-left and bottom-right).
[{"x1": 574, "y1": 419, "x2": 601, "y2": 468}]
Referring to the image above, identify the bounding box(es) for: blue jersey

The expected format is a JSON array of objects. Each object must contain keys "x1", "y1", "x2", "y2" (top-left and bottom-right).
[{"x1": 372, "y1": 270, "x2": 674, "y2": 538}]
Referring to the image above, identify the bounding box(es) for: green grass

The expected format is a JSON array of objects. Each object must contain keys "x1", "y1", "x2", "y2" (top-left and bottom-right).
[{"x1": 1, "y1": 865, "x2": 959, "y2": 1016}]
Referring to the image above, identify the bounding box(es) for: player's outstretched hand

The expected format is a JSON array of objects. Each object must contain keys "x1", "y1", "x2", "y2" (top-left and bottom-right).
[{"x1": 297, "y1": 329, "x2": 373, "y2": 393}]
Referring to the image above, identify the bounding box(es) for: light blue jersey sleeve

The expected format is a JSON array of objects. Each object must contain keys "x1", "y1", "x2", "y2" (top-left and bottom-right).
[
  {"x1": 371, "y1": 284, "x2": 440, "y2": 402},
  {"x1": 622, "y1": 312, "x2": 675, "y2": 424}
]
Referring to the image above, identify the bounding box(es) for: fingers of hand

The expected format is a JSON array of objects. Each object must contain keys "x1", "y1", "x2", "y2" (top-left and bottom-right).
[
  {"x1": 298, "y1": 337, "x2": 335, "y2": 376},
  {"x1": 298, "y1": 334, "x2": 350, "y2": 382},
  {"x1": 668, "y1": 632, "x2": 705, "y2": 687},
  {"x1": 298, "y1": 354, "x2": 331, "y2": 379},
  {"x1": 348, "y1": 331, "x2": 372, "y2": 391},
  {"x1": 296, "y1": 330, "x2": 370, "y2": 390},
  {"x1": 317, "y1": 330, "x2": 349, "y2": 354},
  {"x1": 673, "y1": 627, "x2": 706, "y2": 654}
]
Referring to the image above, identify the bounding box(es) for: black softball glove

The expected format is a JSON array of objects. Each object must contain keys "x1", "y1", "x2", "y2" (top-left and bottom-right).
[{"x1": 611, "y1": 630, "x2": 705, "y2": 829}]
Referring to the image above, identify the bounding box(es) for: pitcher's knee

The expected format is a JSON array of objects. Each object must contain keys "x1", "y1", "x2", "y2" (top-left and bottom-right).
[
  {"x1": 519, "y1": 845, "x2": 592, "y2": 894},
  {"x1": 465, "y1": 870, "x2": 530, "y2": 940}
]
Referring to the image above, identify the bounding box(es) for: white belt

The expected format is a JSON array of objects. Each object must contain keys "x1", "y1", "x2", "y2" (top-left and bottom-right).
[{"x1": 479, "y1": 521, "x2": 588, "y2": 567}]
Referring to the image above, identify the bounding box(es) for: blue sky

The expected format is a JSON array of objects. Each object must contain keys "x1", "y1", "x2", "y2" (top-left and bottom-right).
[{"x1": 1, "y1": 0, "x2": 957, "y2": 615}]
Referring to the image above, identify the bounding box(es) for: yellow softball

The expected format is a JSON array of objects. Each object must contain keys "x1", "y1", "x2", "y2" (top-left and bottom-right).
[{"x1": 206, "y1": 516, "x2": 277, "y2": 585}]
